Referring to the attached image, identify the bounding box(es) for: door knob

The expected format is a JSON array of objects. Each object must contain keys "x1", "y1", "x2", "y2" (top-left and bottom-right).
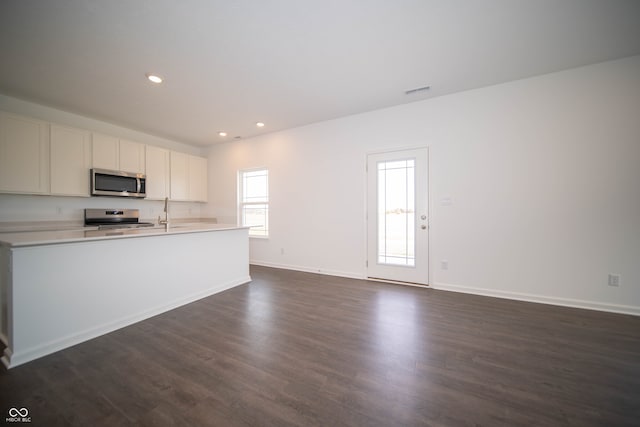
[{"x1": 421, "y1": 225, "x2": 427, "y2": 230}]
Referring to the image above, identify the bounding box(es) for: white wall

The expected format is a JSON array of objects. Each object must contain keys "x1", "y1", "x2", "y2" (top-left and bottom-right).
[
  {"x1": 205, "y1": 55, "x2": 640, "y2": 315},
  {"x1": 0, "y1": 94, "x2": 205, "y2": 223}
]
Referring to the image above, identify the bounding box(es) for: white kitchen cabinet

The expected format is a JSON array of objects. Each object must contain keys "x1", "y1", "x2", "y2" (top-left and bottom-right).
[
  {"x1": 0, "y1": 111, "x2": 49, "y2": 194},
  {"x1": 50, "y1": 125, "x2": 92, "y2": 196},
  {"x1": 170, "y1": 151, "x2": 208, "y2": 202},
  {"x1": 145, "y1": 145, "x2": 170, "y2": 200},
  {"x1": 189, "y1": 155, "x2": 208, "y2": 202},
  {"x1": 92, "y1": 133, "x2": 145, "y2": 174},
  {"x1": 170, "y1": 151, "x2": 189, "y2": 200},
  {"x1": 92, "y1": 133, "x2": 119, "y2": 170},
  {"x1": 119, "y1": 139, "x2": 145, "y2": 174},
  {"x1": 0, "y1": 111, "x2": 205, "y2": 201}
]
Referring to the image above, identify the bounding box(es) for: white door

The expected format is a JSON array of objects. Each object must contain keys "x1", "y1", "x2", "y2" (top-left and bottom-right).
[{"x1": 367, "y1": 148, "x2": 429, "y2": 285}]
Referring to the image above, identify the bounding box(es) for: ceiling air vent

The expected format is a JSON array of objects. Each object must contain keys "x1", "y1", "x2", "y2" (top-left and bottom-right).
[{"x1": 405, "y1": 86, "x2": 431, "y2": 95}]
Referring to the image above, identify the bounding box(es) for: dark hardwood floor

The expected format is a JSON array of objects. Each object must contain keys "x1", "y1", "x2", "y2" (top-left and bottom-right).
[{"x1": 1, "y1": 265, "x2": 639, "y2": 426}]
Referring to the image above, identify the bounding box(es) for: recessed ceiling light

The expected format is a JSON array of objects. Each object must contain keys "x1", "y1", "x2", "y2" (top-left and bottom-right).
[
  {"x1": 256, "y1": 122, "x2": 265, "y2": 128},
  {"x1": 146, "y1": 73, "x2": 163, "y2": 84},
  {"x1": 218, "y1": 131, "x2": 227, "y2": 137}
]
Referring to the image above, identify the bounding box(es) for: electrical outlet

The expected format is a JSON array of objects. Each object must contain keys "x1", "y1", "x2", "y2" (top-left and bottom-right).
[
  {"x1": 441, "y1": 260, "x2": 449, "y2": 270},
  {"x1": 608, "y1": 274, "x2": 620, "y2": 287}
]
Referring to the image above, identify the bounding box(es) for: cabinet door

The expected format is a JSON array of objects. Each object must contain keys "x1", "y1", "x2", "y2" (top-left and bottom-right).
[
  {"x1": 170, "y1": 151, "x2": 188, "y2": 201},
  {"x1": 188, "y1": 155, "x2": 208, "y2": 202},
  {"x1": 92, "y1": 133, "x2": 119, "y2": 170},
  {"x1": 0, "y1": 112, "x2": 49, "y2": 194},
  {"x1": 119, "y1": 139, "x2": 145, "y2": 174},
  {"x1": 50, "y1": 125, "x2": 92, "y2": 196},
  {"x1": 145, "y1": 145, "x2": 169, "y2": 200}
]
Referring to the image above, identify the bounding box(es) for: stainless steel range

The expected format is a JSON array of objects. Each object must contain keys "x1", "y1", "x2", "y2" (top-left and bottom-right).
[{"x1": 84, "y1": 209, "x2": 154, "y2": 230}]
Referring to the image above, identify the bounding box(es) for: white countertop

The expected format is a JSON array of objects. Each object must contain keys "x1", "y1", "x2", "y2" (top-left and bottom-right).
[{"x1": 0, "y1": 223, "x2": 248, "y2": 248}]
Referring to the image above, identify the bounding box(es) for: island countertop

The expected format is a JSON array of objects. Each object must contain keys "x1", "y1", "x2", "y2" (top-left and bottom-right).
[{"x1": 0, "y1": 223, "x2": 249, "y2": 248}]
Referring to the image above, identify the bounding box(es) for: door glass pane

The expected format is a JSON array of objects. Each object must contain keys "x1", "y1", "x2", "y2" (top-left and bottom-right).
[{"x1": 377, "y1": 159, "x2": 415, "y2": 266}]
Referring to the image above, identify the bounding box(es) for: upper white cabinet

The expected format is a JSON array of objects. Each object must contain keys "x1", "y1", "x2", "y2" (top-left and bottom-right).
[
  {"x1": 170, "y1": 151, "x2": 189, "y2": 201},
  {"x1": 0, "y1": 111, "x2": 208, "y2": 202},
  {"x1": 0, "y1": 112, "x2": 49, "y2": 194},
  {"x1": 50, "y1": 125, "x2": 92, "y2": 196},
  {"x1": 92, "y1": 133, "x2": 145, "y2": 174},
  {"x1": 119, "y1": 139, "x2": 145, "y2": 174},
  {"x1": 189, "y1": 155, "x2": 208, "y2": 202},
  {"x1": 170, "y1": 151, "x2": 208, "y2": 202},
  {"x1": 91, "y1": 133, "x2": 119, "y2": 170},
  {"x1": 145, "y1": 145, "x2": 170, "y2": 200}
]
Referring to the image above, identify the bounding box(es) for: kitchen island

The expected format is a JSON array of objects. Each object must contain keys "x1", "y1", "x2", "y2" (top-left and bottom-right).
[{"x1": 0, "y1": 224, "x2": 250, "y2": 368}]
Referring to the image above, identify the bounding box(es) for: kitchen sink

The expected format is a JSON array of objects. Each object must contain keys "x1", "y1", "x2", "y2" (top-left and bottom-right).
[{"x1": 147, "y1": 223, "x2": 199, "y2": 230}]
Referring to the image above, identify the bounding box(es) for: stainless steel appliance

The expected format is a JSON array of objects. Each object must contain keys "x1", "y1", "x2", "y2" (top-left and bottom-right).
[
  {"x1": 84, "y1": 208, "x2": 154, "y2": 229},
  {"x1": 91, "y1": 168, "x2": 146, "y2": 198}
]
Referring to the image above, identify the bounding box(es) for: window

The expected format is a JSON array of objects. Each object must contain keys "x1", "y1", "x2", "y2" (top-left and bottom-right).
[{"x1": 239, "y1": 168, "x2": 269, "y2": 237}]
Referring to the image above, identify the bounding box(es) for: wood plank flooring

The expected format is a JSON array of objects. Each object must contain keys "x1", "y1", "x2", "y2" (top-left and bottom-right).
[{"x1": 1, "y1": 265, "x2": 639, "y2": 426}]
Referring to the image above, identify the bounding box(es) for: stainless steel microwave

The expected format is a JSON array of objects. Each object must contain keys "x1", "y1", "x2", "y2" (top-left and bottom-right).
[{"x1": 90, "y1": 168, "x2": 146, "y2": 198}]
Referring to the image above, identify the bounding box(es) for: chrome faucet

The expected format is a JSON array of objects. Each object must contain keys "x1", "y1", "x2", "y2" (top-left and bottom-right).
[{"x1": 158, "y1": 197, "x2": 170, "y2": 226}]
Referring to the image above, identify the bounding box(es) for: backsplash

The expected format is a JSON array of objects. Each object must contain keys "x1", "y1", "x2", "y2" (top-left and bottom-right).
[{"x1": 0, "y1": 193, "x2": 204, "y2": 223}]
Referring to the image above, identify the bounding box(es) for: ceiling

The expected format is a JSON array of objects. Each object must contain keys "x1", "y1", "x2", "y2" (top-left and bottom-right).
[{"x1": 1, "y1": 0, "x2": 640, "y2": 146}]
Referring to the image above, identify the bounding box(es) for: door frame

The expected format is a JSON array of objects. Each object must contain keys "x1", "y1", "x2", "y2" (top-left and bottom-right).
[{"x1": 364, "y1": 145, "x2": 430, "y2": 287}]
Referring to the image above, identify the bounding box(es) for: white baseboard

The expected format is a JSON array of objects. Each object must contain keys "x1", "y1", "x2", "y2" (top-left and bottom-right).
[
  {"x1": 432, "y1": 282, "x2": 640, "y2": 316},
  {"x1": 6, "y1": 276, "x2": 251, "y2": 369},
  {"x1": 1, "y1": 346, "x2": 13, "y2": 370},
  {"x1": 250, "y1": 260, "x2": 364, "y2": 281},
  {"x1": 250, "y1": 262, "x2": 640, "y2": 316}
]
